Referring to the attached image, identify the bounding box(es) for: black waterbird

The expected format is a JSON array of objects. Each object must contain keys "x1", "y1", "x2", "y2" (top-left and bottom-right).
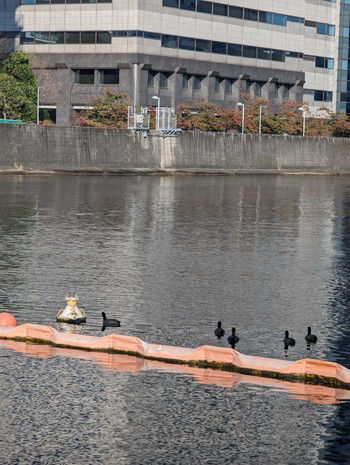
[
  {"x1": 227, "y1": 327, "x2": 239, "y2": 348},
  {"x1": 102, "y1": 312, "x2": 121, "y2": 332},
  {"x1": 305, "y1": 327, "x2": 317, "y2": 343},
  {"x1": 214, "y1": 321, "x2": 225, "y2": 339}
]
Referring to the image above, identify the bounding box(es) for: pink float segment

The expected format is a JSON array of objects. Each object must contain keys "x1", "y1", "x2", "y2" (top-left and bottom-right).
[
  {"x1": 0, "y1": 312, "x2": 17, "y2": 327},
  {"x1": 0, "y1": 322, "x2": 350, "y2": 389}
]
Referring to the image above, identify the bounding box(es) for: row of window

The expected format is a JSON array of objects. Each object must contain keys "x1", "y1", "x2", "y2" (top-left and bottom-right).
[
  {"x1": 72, "y1": 67, "x2": 332, "y2": 102},
  {"x1": 21, "y1": 0, "x2": 111, "y2": 4},
  {"x1": 74, "y1": 68, "x2": 119, "y2": 84},
  {"x1": 20, "y1": 30, "x2": 334, "y2": 70},
  {"x1": 162, "y1": 0, "x2": 336, "y2": 36}
]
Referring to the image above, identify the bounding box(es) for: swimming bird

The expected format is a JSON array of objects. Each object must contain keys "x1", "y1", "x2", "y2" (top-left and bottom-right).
[
  {"x1": 228, "y1": 327, "x2": 239, "y2": 348},
  {"x1": 305, "y1": 327, "x2": 317, "y2": 343},
  {"x1": 101, "y1": 312, "x2": 121, "y2": 332},
  {"x1": 283, "y1": 330, "x2": 295, "y2": 347},
  {"x1": 214, "y1": 321, "x2": 225, "y2": 339}
]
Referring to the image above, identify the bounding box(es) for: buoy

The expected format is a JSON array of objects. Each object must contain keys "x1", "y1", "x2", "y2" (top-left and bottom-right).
[{"x1": 0, "y1": 312, "x2": 17, "y2": 326}]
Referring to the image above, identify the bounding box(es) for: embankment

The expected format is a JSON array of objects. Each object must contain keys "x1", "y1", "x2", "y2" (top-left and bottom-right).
[{"x1": 1, "y1": 125, "x2": 350, "y2": 174}]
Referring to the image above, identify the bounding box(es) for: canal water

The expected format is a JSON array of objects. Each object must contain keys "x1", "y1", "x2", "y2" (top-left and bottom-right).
[{"x1": 1, "y1": 174, "x2": 350, "y2": 464}]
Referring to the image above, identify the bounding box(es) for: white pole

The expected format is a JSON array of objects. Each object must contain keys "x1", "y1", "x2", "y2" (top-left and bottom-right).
[
  {"x1": 259, "y1": 105, "x2": 265, "y2": 135},
  {"x1": 36, "y1": 87, "x2": 40, "y2": 125}
]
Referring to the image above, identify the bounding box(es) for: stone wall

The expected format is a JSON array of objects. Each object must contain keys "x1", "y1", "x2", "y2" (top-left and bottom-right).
[{"x1": 1, "y1": 124, "x2": 350, "y2": 174}]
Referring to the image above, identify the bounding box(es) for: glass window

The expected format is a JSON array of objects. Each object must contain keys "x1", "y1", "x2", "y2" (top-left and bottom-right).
[
  {"x1": 162, "y1": 0, "x2": 179, "y2": 6},
  {"x1": 180, "y1": 0, "x2": 196, "y2": 10},
  {"x1": 214, "y1": 77, "x2": 222, "y2": 93},
  {"x1": 74, "y1": 69, "x2": 95, "y2": 85},
  {"x1": 50, "y1": 32, "x2": 65, "y2": 44},
  {"x1": 225, "y1": 79, "x2": 234, "y2": 94},
  {"x1": 273, "y1": 14, "x2": 286, "y2": 26},
  {"x1": 257, "y1": 48, "x2": 271, "y2": 60},
  {"x1": 213, "y1": 3, "x2": 227, "y2": 16},
  {"x1": 196, "y1": 39, "x2": 210, "y2": 52},
  {"x1": 316, "y1": 23, "x2": 326, "y2": 34},
  {"x1": 244, "y1": 9, "x2": 258, "y2": 22},
  {"x1": 242, "y1": 45, "x2": 256, "y2": 58},
  {"x1": 343, "y1": 27, "x2": 350, "y2": 37},
  {"x1": 179, "y1": 37, "x2": 195, "y2": 50},
  {"x1": 287, "y1": 15, "x2": 303, "y2": 23},
  {"x1": 282, "y1": 84, "x2": 291, "y2": 99},
  {"x1": 81, "y1": 32, "x2": 95, "y2": 44},
  {"x1": 162, "y1": 35, "x2": 178, "y2": 48},
  {"x1": 229, "y1": 6, "x2": 243, "y2": 18},
  {"x1": 314, "y1": 90, "x2": 323, "y2": 101},
  {"x1": 326, "y1": 58, "x2": 334, "y2": 69},
  {"x1": 97, "y1": 32, "x2": 112, "y2": 43},
  {"x1": 66, "y1": 32, "x2": 80, "y2": 44},
  {"x1": 193, "y1": 75, "x2": 203, "y2": 91},
  {"x1": 20, "y1": 32, "x2": 35, "y2": 44},
  {"x1": 326, "y1": 25, "x2": 335, "y2": 36},
  {"x1": 324, "y1": 91, "x2": 333, "y2": 102},
  {"x1": 160, "y1": 72, "x2": 171, "y2": 89},
  {"x1": 148, "y1": 71, "x2": 157, "y2": 87},
  {"x1": 212, "y1": 41, "x2": 227, "y2": 54},
  {"x1": 255, "y1": 82, "x2": 263, "y2": 96},
  {"x1": 259, "y1": 11, "x2": 273, "y2": 24},
  {"x1": 227, "y1": 43, "x2": 241, "y2": 56},
  {"x1": 315, "y1": 56, "x2": 325, "y2": 67},
  {"x1": 197, "y1": 0, "x2": 212, "y2": 13},
  {"x1": 182, "y1": 74, "x2": 190, "y2": 90},
  {"x1": 35, "y1": 32, "x2": 50, "y2": 44},
  {"x1": 271, "y1": 49, "x2": 284, "y2": 62},
  {"x1": 100, "y1": 69, "x2": 119, "y2": 85},
  {"x1": 144, "y1": 32, "x2": 161, "y2": 40},
  {"x1": 115, "y1": 31, "x2": 127, "y2": 37}
]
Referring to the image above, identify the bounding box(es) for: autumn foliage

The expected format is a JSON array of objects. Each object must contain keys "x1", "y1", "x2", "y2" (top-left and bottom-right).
[{"x1": 73, "y1": 91, "x2": 350, "y2": 137}]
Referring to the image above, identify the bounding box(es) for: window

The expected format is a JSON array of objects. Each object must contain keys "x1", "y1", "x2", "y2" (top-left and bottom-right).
[
  {"x1": 163, "y1": 0, "x2": 179, "y2": 6},
  {"x1": 50, "y1": 32, "x2": 65, "y2": 44},
  {"x1": 179, "y1": 36, "x2": 195, "y2": 50},
  {"x1": 193, "y1": 76, "x2": 203, "y2": 91},
  {"x1": 162, "y1": 35, "x2": 178, "y2": 48},
  {"x1": 182, "y1": 74, "x2": 190, "y2": 90},
  {"x1": 180, "y1": 0, "x2": 195, "y2": 10},
  {"x1": 160, "y1": 72, "x2": 171, "y2": 89},
  {"x1": 282, "y1": 84, "x2": 291, "y2": 99},
  {"x1": 66, "y1": 32, "x2": 80, "y2": 44},
  {"x1": 214, "y1": 77, "x2": 222, "y2": 93},
  {"x1": 97, "y1": 32, "x2": 112, "y2": 44},
  {"x1": 315, "y1": 57, "x2": 334, "y2": 69},
  {"x1": 100, "y1": 69, "x2": 119, "y2": 85},
  {"x1": 196, "y1": 39, "x2": 211, "y2": 52},
  {"x1": 148, "y1": 71, "x2": 157, "y2": 87},
  {"x1": 225, "y1": 79, "x2": 234, "y2": 94},
  {"x1": 81, "y1": 32, "x2": 95, "y2": 44},
  {"x1": 227, "y1": 43, "x2": 242, "y2": 56},
  {"x1": 213, "y1": 3, "x2": 227, "y2": 16},
  {"x1": 255, "y1": 82, "x2": 263, "y2": 96},
  {"x1": 257, "y1": 48, "x2": 271, "y2": 60},
  {"x1": 245, "y1": 80, "x2": 252, "y2": 93},
  {"x1": 243, "y1": 45, "x2": 256, "y2": 58},
  {"x1": 271, "y1": 49, "x2": 285, "y2": 62},
  {"x1": 229, "y1": 6, "x2": 243, "y2": 18},
  {"x1": 212, "y1": 41, "x2": 227, "y2": 54},
  {"x1": 197, "y1": 0, "x2": 212, "y2": 13},
  {"x1": 244, "y1": 9, "x2": 258, "y2": 21},
  {"x1": 74, "y1": 69, "x2": 95, "y2": 84},
  {"x1": 314, "y1": 90, "x2": 333, "y2": 102}
]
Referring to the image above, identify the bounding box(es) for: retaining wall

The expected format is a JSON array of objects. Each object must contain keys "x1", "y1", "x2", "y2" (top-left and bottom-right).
[{"x1": 1, "y1": 125, "x2": 350, "y2": 174}]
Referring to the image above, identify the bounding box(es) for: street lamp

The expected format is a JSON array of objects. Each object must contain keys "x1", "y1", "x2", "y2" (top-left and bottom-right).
[
  {"x1": 259, "y1": 105, "x2": 266, "y2": 135},
  {"x1": 237, "y1": 102, "x2": 245, "y2": 135},
  {"x1": 36, "y1": 86, "x2": 41, "y2": 125},
  {"x1": 152, "y1": 95, "x2": 160, "y2": 130},
  {"x1": 298, "y1": 106, "x2": 306, "y2": 137}
]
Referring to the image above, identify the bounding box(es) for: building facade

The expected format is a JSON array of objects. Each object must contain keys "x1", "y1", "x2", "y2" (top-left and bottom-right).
[{"x1": 0, "y1": 0, "x2": 344, "y2": 125}]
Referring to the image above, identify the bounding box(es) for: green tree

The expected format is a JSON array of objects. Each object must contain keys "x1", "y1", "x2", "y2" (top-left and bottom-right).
[
  {"x1": 0, "y1": 51, "x2": 37, "y2": 121},
  {"x1": 74, "y1": 90, "x2": 129, "y2": 127}
]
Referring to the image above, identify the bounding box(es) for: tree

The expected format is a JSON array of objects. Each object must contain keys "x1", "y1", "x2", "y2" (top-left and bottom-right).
[
  {"x1": 0, "y1": 51, "x2": 37, "y2": 121},
  {"x1": 74, "y1": 90, "x2": 129, "y2": 127}
]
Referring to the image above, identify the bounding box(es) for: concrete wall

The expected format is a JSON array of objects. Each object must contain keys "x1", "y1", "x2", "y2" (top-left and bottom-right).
[{"x1": 1, "y1": 124, "x2": 350, "y2": 174}]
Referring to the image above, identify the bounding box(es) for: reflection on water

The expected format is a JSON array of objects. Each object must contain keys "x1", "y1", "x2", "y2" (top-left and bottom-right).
[{"x1": 2, "y1": 175, "x2": 350, "y2": 463}]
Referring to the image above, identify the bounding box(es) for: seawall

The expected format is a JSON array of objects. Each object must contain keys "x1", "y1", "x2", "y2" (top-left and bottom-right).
[{"x1": 1, "y1": 125, "x2": 350, "y2": 174}]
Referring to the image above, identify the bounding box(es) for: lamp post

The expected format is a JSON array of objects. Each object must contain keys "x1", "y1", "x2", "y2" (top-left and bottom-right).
[
  {"x1": 298, "y1": 106, "x2": 306, "y2": 137},
  {"x1": 237, "y1": 102, "x2": 245, "y2": 135},
  {"x1": 259, "y1": 105, "x2": 266, "y2": 135},
  {"x1": 152, "y1": 95, "x2": 160, "y2": 130},
  {"x1": 36, "y1": 86, "x2": 40, "y2": 125}
]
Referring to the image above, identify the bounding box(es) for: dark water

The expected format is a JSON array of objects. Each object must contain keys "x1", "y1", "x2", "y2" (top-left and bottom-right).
[{"x1": 1, "y1": 174, "x2": 350, "y2": 464}]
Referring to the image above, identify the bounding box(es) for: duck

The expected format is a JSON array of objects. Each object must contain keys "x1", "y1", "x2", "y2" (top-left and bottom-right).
[
  {"x1": 305, "y1": 327, "x2": 317, "y2": 343},
  {"x1": 227, "y1": 327, "x2": 239, "y2": 348},
  {"x1": 214, "y1": 321, "x2": 225, "y2": 339},
  {"x1": 101, "y1": 312, "x2": 121, "y2": 332},
  {"x1": 283, "y1": 330, "x2": 295, "y2": 347}
]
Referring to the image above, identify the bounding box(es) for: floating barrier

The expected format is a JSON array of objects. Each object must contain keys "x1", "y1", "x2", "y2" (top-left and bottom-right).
[{"x1": 1, "y1": 319, "x2": 350, "y2": 391}]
